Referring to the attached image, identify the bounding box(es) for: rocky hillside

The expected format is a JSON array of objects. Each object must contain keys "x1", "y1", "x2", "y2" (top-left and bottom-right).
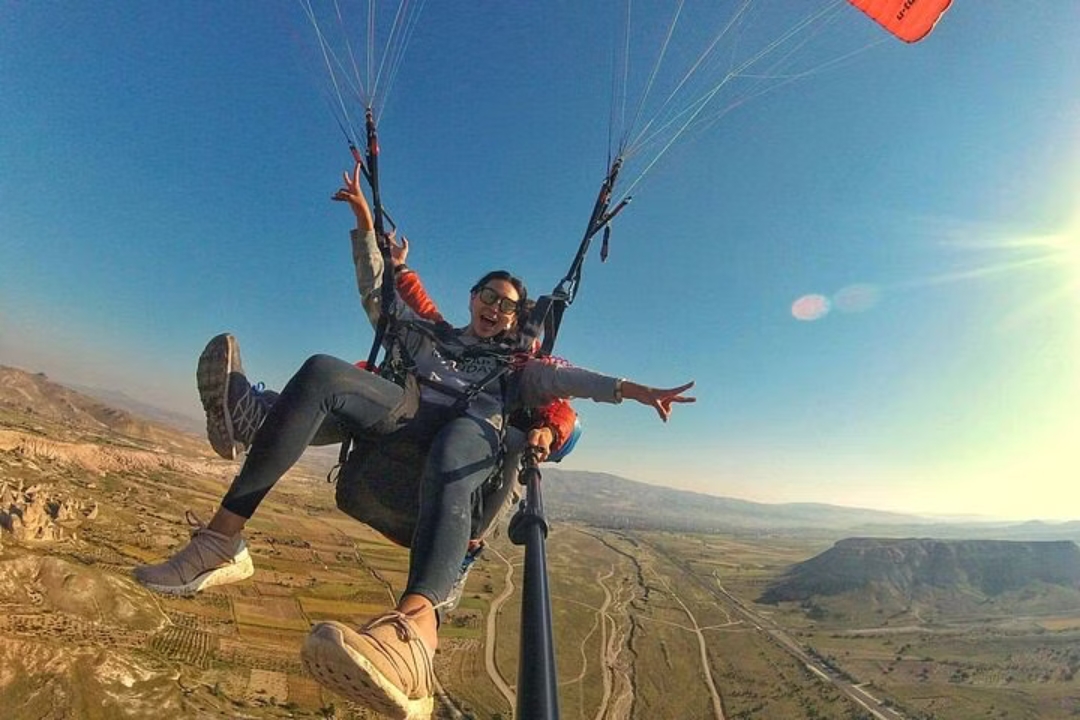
[
  {"x1": 0, "y1": 365, "x2": 207, "y2": 455},
  {"x1": 760, "y1": 537, "x2": 1080, "y2": 605}
]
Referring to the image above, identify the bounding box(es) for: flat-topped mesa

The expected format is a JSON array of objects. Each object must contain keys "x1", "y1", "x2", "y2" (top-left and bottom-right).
[{"x1": 760, "y1": 537, "x2": 1080, "y2": 604}]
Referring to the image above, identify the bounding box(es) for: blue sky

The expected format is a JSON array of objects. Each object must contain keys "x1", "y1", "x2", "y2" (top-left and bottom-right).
[{"x1": 3, "y1": 2, "x2": 1078, "y2": 520}]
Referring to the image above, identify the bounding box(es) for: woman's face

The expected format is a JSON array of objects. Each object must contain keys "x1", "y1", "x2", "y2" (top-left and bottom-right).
[{"x1": 467, "y1": 278, "x2": 520, "y2": 338}]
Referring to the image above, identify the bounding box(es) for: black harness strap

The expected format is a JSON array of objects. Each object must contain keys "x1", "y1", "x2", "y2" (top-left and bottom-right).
[
  {"x1": 520, "y1": 292, "x2": 578, "y2": 358},
  {"x1": 413, "y1": 362, "x2": 513, "y2": 415},
  {"x1": 364, "y1": 111, "x2": 396, "y2": 371},
  {"x1": 337, "y1": 313, "x2": 518, "y2": 472},
  {"x1": 517, "y1": 159, "x2": 630, "y2": 359}
]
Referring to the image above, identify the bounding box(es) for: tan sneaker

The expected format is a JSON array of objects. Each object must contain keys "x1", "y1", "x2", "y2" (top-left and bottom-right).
[
  {"x1": 301, "y1": 612, "x2": 435, "y2": 720},
  {"x1": 133, "y1": 512, "x2": 254, "y2": 596}
]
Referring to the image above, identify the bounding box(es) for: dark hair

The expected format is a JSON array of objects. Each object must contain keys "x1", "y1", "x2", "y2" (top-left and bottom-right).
[{"x1": 471, "y1": 270, "x2": 528, "y2": 310}]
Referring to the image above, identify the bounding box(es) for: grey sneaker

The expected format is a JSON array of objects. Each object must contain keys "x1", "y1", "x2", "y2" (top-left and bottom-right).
[
  {"x1": 197, "y1": 334, "x2": 278, "y2": 460},
  {"x1": 301, "y1": 613, "x2": 435, "y2": 720},
  {"x1": 444, "y1": 541, "x2": 484, "y2": 612},
  {"x1": 133, "y1": 512, "x2": 254, "y2": 596}
]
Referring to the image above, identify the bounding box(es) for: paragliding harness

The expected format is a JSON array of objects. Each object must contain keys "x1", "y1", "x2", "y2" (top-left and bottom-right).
[
  {"x1": 330, "y1": 111, "x2": 525, "y2": 548},
  {"x1": 332, "y1": 329, "x2": 524, "y2": 548}
]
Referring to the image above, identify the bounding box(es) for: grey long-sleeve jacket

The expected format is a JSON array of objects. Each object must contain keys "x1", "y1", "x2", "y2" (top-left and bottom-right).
[{"x1": 350, "y1": 229, "x2": 621, "y2": 429}]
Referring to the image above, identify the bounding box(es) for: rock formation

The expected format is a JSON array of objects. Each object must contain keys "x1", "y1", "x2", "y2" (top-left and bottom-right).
[{"x1": 0, "y1": 480, "x2": 98, "y2": 543}]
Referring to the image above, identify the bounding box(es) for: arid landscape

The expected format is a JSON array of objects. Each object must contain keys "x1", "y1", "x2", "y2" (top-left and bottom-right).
[{"x1": 2, "y1": 364, "x2": 1079, "y2": 719}]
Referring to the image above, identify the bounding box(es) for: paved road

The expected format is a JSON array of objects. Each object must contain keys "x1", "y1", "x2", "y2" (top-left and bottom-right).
[{"x1": 712, "y1": 579, "x2": 906, "y2": 720}]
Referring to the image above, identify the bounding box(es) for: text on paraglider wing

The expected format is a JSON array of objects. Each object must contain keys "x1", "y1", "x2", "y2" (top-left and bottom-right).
[{"x1": 896, "y1": 0, "x2": 921, "y2": 23}]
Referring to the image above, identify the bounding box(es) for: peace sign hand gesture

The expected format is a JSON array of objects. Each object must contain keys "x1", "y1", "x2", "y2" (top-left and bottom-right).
[
  {"x1": 622, "y1": 380, "x2": 696, "y2": 422},
  {"x1": 332, "y1": 161, "x2": 374, "y2": 232}
]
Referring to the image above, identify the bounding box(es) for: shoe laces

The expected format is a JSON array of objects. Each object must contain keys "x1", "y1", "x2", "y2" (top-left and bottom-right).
[
  {"x1": 230, "y1": 380, "x2": 270, "y2": 441},
  {"x1": 367, "y1": 611, "x2": 420, "y2": 643},
  {"x1": 162, "y1": 511, "x2": 236, "y2": 581},
  {"x1": 183, "y1": 511, "x2": 233, "y2": 548},
  {"x1": 185, "y1": 509, "x2": 207, "y2": 532},
  {"x1": 363, "y1": 611, "x2": 435, "y2": 688}
]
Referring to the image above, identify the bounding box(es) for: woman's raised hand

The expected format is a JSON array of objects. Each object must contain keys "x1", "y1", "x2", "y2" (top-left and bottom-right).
[
  {"x1": 623, "y1": 380, "x2": 696, "y2": 422},
  {"x1": 386, "y1": 231, "x2": 410, "y2": 267},
  {"x1": 332, "y1": 161, "x2": 374, "y2": 232}
]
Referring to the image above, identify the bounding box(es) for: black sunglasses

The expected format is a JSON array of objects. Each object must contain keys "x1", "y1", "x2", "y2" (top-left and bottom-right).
[{"x1": 476, "y1": 286, "x2": 519, "y2": 314}]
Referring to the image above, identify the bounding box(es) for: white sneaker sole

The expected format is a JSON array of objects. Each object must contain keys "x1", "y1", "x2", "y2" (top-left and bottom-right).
[
  {"x1": 139, "y1": 547, "x2": 255, "y2": 597},
  {"x1": 301, "y1": 621, "x2": 433, "y2": 720}
]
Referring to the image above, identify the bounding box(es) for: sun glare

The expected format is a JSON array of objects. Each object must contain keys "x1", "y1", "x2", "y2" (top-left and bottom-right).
[
  {"x1": 1047, "y1": 212, "x2": 1080, "y2": 308},
  {"x1": 907, "y1": 203, "x2": 1080, "y2": 332},
  {"x1": 1026, "y1": 207, "x2": 1080, "y2": 348}
]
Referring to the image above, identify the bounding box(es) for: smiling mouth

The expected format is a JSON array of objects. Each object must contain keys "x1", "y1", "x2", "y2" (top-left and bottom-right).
[{"x1": 478, "y1": 313, "x2": 499, "y2": 331}]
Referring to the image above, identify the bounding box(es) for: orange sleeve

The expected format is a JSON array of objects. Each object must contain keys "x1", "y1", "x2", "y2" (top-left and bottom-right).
[
  {"x1": 395, "y1": 269, "x2": 444, "y2": 323},
  {"x1": 534, "y1": 399, "x2": 577, "y2": 452}
]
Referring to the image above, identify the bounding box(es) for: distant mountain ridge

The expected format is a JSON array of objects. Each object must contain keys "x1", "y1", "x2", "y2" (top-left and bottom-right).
[
  {"x1": 760, "y1": 537, "x2": 1080, "y2": 605},
  {"x1": 4, "y1": 365, "x2": 1079, "y2": 538},
  {"x1": 538, "y1": 468, "x2": 1080, "y2": 539},
  {"x1": 540, "y1": 468, "x2": 931, "y2": 532}
]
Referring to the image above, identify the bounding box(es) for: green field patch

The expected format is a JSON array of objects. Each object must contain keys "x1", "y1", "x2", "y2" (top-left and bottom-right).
[
  {"x1": 298, "y1": 596, "x2": 386, "y2": 623},
  {"x1": 251, "y1": 581, "x2": 297, "y2": 597},
  {"x1": 302, "y1": 583, "x2": 393, "y2": 606},
  {"x1": 901, "y1": 681, "x2": 1041, "y2": 719},
  {"x1": 118, "y1": 543, "x2": 173, "y2": 564},
  {"x1": 358, "y1": 548, "x2": 410, "y2": 569},
  {"x1": 250, "y1": 556, "x2": 321, "y2": 575},
  {"x1": 160, "y1": 593, "x2": 234, "y2": 622},
  {"x1": 249, "y1": 570, "x2": 317, "y2": 591},
  {"x1": 351, "y1": 536, "x2": 399, "y2": 552},
  {"x1": 306, "y1": 583, "x2": 393, "y2": 606},
  {"x1": 300, "y1": 581, "x2": 363, "y2": 599},
  {"x1": 233, "y1": 596, "x2": 308, "y2": 631},
  {"x1": 1036, "y1": 615, "x2": 1080, "y2": 631},
  {"x1": 375, "y1": 570, "x2": 409, "y2": 593},
  {"x1": 451, "y1": 595, "x2": 488, "y2": 613},
  {"x1": 440, "y1": 622, "x2": 483, "y2": 640},
  {"x1": 233, "y1": 625, "x2": 309, "y2": 648}
]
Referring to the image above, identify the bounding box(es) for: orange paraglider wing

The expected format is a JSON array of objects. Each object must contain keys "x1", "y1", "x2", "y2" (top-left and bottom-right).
[{"x1": 847, "y1": 0, "x2": 953, "y2": 43}]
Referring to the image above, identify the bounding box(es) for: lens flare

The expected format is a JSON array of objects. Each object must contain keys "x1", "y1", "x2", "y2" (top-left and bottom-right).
[
  {"x1": 833, "y1": 283, "x2": 880, "y2": 313},
  {"x1": 791, "y1": 294, "x2": 831, "y2": 321}
]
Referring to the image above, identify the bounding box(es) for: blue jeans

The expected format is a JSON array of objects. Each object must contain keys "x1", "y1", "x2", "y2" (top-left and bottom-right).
[{"x1": 220, "y1": 354, "x2": 501, "y2": 605}]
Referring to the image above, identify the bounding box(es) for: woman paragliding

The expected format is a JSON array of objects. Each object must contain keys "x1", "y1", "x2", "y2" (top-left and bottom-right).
[{"x1": 135, "y1": 0, "x2": 957, "y2": 715}]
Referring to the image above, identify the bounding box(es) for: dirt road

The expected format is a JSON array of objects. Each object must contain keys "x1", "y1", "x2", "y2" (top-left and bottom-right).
[{"x1": 485, "y1": 547, "x2": 518, "y2": 709}]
